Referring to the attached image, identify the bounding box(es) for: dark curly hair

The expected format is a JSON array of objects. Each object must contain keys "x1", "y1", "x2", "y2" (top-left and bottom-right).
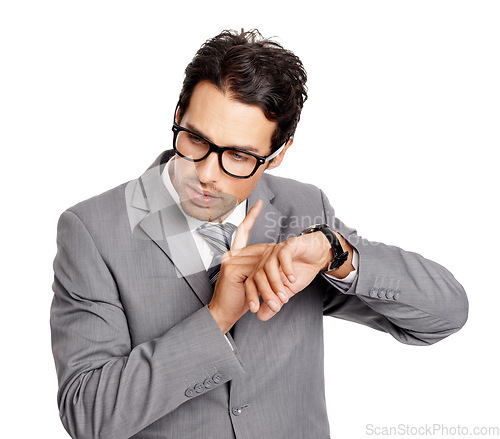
[{"x1": 178, "y1": 29, "x2": 308, "y2": 153}]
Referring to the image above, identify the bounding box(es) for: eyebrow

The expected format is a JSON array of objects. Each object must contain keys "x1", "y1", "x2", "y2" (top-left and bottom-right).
[{"x1": 185, "y1": 122, "x2": 262, "y2": 154}]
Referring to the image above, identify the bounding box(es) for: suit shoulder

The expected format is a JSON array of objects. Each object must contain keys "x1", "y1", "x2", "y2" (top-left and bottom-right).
[
  {"x1": 59, "y1": 180, "x2": 132, "y2": 224},
  {"x1": 261, "y1": 173, "x2": 324, "y2": 203},
  {"x1": 262, "y1": 173, "x2": 322, "y2": 196},
  {"x1": 260, "y1": 173, "x2": 329, "y2": 220}
]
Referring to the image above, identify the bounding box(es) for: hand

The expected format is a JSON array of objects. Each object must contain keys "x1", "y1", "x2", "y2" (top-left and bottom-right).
[
  {"x1": 245, "y1": 231, "x2": 350, "y2": 322},
  {"x1": 207, "y1": 200, "x2": 268, "y2": 334}
]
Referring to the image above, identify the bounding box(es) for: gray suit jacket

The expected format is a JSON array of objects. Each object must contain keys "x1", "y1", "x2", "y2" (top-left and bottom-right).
[{"x1": 50, "y1": 150, "x2": 468, "y2": 439}]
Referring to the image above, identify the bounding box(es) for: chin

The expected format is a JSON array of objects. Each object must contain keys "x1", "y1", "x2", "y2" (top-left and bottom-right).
[{"x1": 180, "y1": 199, "x2": 227, "y2": 222}]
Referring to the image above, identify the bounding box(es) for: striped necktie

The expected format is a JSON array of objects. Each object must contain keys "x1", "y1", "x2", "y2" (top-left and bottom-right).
[{"x1": 196, "y1": 222, "x2": 237, "y2": 285}]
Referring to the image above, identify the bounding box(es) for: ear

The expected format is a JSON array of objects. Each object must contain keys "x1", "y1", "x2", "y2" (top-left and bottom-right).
[
  {"x1": 175, "y1": 106, "x2": 181, "y2": 124},
  {"x1": 266, "y1": 138, "x2": 293, "y2": 170}
]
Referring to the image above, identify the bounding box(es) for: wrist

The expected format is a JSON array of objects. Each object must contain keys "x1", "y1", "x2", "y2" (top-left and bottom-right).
[
  {"x1": 301, "y1": 224, "x2": 348, "y2": 272},
  {"x1": 325, "y1": 232, "x2": 355, "y2": 279},
  {"x1": 208, "y1": 302, "x2": 233, "y2": 334}
]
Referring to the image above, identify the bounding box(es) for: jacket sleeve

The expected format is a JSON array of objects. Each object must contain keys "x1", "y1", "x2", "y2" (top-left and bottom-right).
[
  {"x1": 50, "y1": 210, "x2": 245, "y2": 439},
  {"x1": 319, "y1": 190, "x2": 469, "y2": 345}
]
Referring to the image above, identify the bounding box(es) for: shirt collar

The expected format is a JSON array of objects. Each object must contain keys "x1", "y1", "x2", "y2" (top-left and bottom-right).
[{"x1": 161, "y1": 156, "x2": 246, "y2": 230}]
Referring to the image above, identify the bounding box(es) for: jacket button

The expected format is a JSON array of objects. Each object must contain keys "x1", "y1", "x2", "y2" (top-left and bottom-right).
[
  {"x1": 386, "y1": 289, "x2": 394, "y2": 299},
  {"x1": 194, "y1": 383, "x2": 204, "y2": 393},
  {"x1": 369, "y1": 288, "x2": 378, "y2": 297},
  {"x1": 393, "y1": 290, "x2": 401, "y2": 300},
  {"x1": 377, "y1": 288, "x2": 386, "y2": 298},
  {"x1": 232, "y1": 407, "x2": 242, "y2": 416},
  {"x1": 213, "y1": 373, "x2": 223, "y2": 384},
  {"x1": 185, "y1": 388, "x2": 195, "y2": 398},
  {"x1": 203, "y1": 378, "x2": 213, "y2": 389}
]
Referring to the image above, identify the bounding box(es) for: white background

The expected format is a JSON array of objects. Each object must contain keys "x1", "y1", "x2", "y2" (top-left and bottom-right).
[{"x1": 1, "y1": 1, "x2": 499, "y2": 438}]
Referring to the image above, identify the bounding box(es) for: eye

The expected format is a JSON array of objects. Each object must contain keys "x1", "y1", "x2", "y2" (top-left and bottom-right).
[
  {"x1": 228, "y1": 151, "x2": 249, "y2": 162},
  {"x1": 188, "y1": 133, "x2": 206, "y2": 145}
]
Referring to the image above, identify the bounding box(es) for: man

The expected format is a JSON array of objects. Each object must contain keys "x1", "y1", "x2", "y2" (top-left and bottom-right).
[{"x1": 50, "y1": 29, "x2": 468, "y2": 439}]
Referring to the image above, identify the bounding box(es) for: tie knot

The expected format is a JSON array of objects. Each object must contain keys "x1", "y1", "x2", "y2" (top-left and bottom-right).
[{"x1": 196, "y1": 222, "x2": 237, "y2": 255}]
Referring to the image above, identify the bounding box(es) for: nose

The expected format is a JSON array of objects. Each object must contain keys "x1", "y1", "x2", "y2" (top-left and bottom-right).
[{"x1": 196, "y1": 151, "x2": 222, "y2": 183}]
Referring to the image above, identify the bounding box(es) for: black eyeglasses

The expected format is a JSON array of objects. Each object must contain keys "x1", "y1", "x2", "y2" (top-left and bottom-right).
[{"x1": 171, "y1": 112, "x2": 286, "y2": 179}]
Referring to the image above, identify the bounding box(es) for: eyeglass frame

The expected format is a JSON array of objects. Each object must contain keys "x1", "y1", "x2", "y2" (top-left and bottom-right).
[{"x1": 171, "y1": 105, "x2": 287, "y2": 179}]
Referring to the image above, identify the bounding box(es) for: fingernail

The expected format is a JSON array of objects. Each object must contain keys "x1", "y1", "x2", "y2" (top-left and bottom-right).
[
  {"x1": 249, "y1": 301, "x2": 257, "y2": 312},
  {"x1": 277, "y1": 292, "x2": 287, "y2": 302},
  {"x1": 288, "y1": 275, "x2": 296, "y2": 283},
  {"x1": 267, "y1": 300, "x2": 280, "y2": 312}
]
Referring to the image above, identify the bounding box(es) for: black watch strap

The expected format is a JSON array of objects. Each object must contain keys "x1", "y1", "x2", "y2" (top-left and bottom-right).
[{"x1": 300, "y1": 224, "x2": 349, "y2": 271}]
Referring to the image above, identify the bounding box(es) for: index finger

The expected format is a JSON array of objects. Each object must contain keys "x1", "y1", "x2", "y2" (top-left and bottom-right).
[{"x1": 231, "y1": 199, "x2": 263, "y2": 250}]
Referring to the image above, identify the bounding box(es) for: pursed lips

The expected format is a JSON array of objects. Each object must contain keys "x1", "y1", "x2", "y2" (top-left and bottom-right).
[{"x1": 188, "y1": 185, "x2": 220, "y2": 199}]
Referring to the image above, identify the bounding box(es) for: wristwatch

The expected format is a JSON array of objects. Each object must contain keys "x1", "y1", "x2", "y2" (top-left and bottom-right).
[{"x1": 300, "y1": 224, "x2": 349, "y2": 272}]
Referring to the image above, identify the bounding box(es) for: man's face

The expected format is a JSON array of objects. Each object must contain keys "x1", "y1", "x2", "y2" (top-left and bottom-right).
[{"x1": 170, "y1": 80, "x2": 289, "y2": 222}]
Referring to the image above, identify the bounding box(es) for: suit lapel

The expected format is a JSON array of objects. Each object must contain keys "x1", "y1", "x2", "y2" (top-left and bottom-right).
[{"x1": 128, "y1": 150, "x2": 213, "y2": 306}]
